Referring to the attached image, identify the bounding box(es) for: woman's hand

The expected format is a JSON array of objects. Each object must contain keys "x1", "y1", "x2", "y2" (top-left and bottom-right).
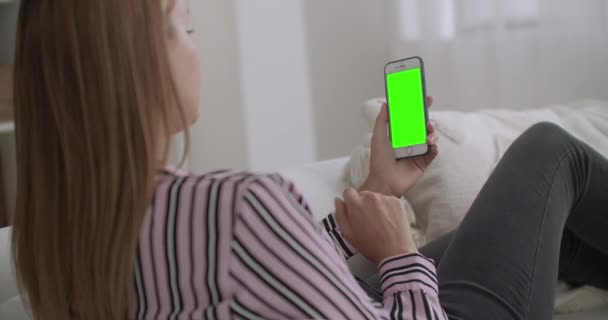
[
  {"x1": 335, "y1": 188, "x2": 417, "y2": 265},
  {"x1": 360, "y1": 97, "x2": 439, "y2": 198}
]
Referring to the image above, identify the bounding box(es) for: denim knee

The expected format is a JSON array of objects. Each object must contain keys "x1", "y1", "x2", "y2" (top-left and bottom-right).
[{"x1": 517, "y1": 122, "x2": 575, "y2": 153}]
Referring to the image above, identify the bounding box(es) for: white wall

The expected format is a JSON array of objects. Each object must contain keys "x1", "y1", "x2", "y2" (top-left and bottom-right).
[
  {"x1": 235, "y1": 0, "x2": 317, "y2": 171},
  {"x1": 188, "y1": 0, "x2": 608, "y2": 170},
  {"x1": 187, "y1": 0, "x2": 390, "y2": 171},
  {"x1": 303, "y1": 1, "x2": 389, "y2": 160},
  {"x1": 387, "y1": 0, "x2": 608, "y2": 111},
  {"x1": 187, "y1": 0, "x2": 249, "y2": 172}
]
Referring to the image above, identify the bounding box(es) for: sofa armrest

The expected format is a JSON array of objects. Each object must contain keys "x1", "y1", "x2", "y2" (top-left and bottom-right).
[
  {"x1": 278, "y1": 157, "x2": 349, "y2": 221},
  {"x1": 278, "y1": 157, "x2": 377, "y2": 278}
]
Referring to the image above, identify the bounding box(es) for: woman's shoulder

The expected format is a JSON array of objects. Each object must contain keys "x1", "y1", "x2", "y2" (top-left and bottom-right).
[
  {"x1": 163, "y1": 166, "x2": 289, "y2": 182},
  {"x1": 146, "y1": 168, "x2": 296, "y2": 237},
  {"x1": 154, "y1": 167, "x2": 291, "y2": 203}
]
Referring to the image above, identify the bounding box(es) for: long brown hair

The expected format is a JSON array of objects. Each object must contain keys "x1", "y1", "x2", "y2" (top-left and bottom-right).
[{"x1": 11, "y1": 0, "x2": 186, "y2": 318}]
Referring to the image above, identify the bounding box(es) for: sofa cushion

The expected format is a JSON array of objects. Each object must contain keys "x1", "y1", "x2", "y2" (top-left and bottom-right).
[
  {"x1": 345, "y1": 99, "x2": 608, "y2": 314},
  {"x1": 356, "y1": 99, "x2": 608, "y2": 242}
]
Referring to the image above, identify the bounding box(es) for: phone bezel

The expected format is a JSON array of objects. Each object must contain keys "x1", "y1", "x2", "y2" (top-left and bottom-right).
[{"x1": 384, "y1": 56, "x2": 429, "y2": 159}]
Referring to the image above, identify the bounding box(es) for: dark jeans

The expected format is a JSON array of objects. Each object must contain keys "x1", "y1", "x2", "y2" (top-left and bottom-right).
[{"x1": 359, "y1": 122, "x2": 608, "y2": 320}]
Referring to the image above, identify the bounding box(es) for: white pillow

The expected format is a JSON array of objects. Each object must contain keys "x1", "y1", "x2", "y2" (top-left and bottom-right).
[
  {"x1": 352, "y1": 99, "x2": 608, "y2": 241},
  {"x1": 345, "y1": 98, "x2": 608, "y2": 313}
]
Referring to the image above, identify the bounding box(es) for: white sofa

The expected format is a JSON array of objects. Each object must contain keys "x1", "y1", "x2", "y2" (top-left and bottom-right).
[
  {"x1": 1, "y1": 157, "x2": 607, "y2": 319},
  {"x1": 279, "y1": 158, "x2": 608, "y2": 320}
]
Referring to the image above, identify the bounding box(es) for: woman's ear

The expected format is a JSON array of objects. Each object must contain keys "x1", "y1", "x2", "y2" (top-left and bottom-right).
[{"x1": 0, "y1": 64, "x2": 13, "y2": 122}]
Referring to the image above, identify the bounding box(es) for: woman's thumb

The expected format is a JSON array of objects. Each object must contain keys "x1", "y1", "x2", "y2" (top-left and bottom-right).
[{"x1": 373, "y1": 104, "x2": 389, "y2": 141}]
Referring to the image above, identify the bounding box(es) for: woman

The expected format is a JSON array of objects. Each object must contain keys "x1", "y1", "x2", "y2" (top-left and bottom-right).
[{"x1": 11, "y1": 0, "x2": 608, "y2": 319}]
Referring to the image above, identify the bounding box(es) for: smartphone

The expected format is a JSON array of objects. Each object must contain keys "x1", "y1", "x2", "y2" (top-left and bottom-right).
[{"x1": 384, "y1": 56, "x2": 429, "y2": 159}]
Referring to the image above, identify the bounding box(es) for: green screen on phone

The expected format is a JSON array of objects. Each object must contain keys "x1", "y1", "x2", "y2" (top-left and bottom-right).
[{"x1": 386, "y1": 68, "x2": 426, "y2": 149}]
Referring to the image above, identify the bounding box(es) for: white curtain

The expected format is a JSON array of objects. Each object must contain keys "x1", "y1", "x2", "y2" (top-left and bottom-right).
[{"x1": 388, "y1": 0, "x2": 608, "y2": 110}]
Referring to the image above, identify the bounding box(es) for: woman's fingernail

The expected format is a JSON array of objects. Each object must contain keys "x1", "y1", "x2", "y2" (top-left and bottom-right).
[{"x1": 430, "y1": 134, "x2": 438, "y2": 144}]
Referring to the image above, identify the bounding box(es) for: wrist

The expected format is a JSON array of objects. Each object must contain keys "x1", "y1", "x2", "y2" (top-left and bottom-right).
[
  {"x1": 377, "y1": 252, "x2": 439, "y2": 295},
  {"x1": 376, "y1": 247, "x2": 419, "y2": 266},
  {"x1": 359, "y1": 176, "x2": 395, "y2": 197}
]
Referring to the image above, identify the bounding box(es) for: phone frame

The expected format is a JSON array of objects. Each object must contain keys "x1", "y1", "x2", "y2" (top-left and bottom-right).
[{"x1": 384, "y1": 56, "x2": 429, "y2": 159}]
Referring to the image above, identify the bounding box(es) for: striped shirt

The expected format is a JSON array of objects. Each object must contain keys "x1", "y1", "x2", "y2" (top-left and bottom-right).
[{"x1": 130, "y1": 169, "x2": 447, "y2": 319}]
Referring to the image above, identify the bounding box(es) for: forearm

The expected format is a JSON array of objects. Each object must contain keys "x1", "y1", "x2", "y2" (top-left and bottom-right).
[
  {"x1": 324, "y1": 177, "x2": 409, "y2": 260},
  {"x1": 379, "y1": 253, "x2": 447, "y2": 319},
  {"x1": 237, "y1": 175, "x2": 445, "y2": 319},
  {"x1": 358, "y1": 176, "x2": 394, "y2": 197}
]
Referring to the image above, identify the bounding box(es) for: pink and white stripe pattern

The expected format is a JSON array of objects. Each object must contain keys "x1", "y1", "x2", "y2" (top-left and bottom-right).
[{"x1": 130, "y1": 170, "x2": 447, "y2": 319}]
